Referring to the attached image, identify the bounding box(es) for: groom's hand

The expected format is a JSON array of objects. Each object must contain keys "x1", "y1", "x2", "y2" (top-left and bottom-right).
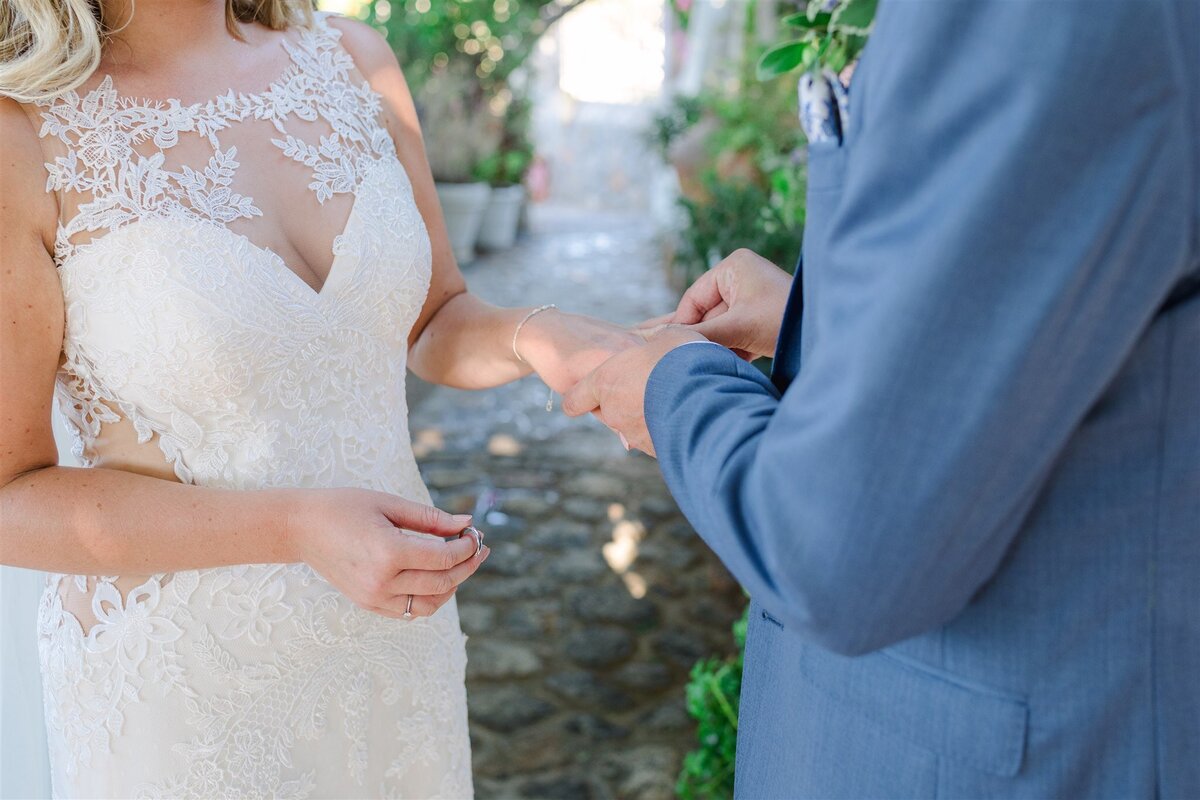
[
  {"x1": 562, "y1": 327, "x2": 706, "y2": 456},
  {"x1": 643, "y1": 249, "x2": 792, "y2": 360}
]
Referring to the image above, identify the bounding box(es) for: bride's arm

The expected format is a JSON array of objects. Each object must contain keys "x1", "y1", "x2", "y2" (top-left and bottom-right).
[
  {"x1": 331, "y1": 18, "x2": 638, "y2": 392},
  {"x1": 0, "y1": 99, "x2": 484, "y2": 617}
]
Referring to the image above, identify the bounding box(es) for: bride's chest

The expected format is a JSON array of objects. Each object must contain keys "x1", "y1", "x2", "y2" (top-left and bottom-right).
[{"x1": 58, "y1": 156, "x2": 432, "y2": 373}]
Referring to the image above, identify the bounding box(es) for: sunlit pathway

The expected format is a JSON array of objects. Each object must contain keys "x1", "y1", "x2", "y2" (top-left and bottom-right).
[{"x1": 409, "y1": 206, "x2": 745, "y2": 799}]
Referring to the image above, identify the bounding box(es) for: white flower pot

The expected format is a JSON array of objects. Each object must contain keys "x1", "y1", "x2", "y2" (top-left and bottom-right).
[
  {"x1": 477, "y1": 185, "x2": 527, "y2": 252},
  {"x1": 436, "y1": 182, "x2": 491, "y2": 265}
]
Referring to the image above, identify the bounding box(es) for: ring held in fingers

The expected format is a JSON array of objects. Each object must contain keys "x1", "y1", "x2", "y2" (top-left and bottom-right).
[{"x1": 462, "y1": 525, "x2": 485, "y2": 558}]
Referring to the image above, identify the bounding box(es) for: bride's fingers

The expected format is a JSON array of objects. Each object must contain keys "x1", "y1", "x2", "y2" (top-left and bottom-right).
[
  {"x1": 634, "y1": 324, "x2": 668, "y2": 340},
  {"x1": 365, "y1": 588, "x2": 458, "y2": 620},
  {"x1": 390, "y1": 527, "x2": 479, "y2": 572},
  {"x1": 389, "y1": 544, "x2": 491, "y2": 597},
  {"x1": 635, "y1": 313, "x2": 675, "y2": 330}
]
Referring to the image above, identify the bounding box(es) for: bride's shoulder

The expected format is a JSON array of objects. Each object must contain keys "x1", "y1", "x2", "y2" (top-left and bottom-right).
[
  {"x1": 322, "y1": 13, "x2": 402, "y2": 75},
  {"x1": 0, "y1": 97, "x2": 58, "y2": 259},
  {"x1": 0, "y1": 93, "x2": 41, "y2": 133},
  {"x1": 321, "y1": 13, "x2": 417, "y2": 123}
]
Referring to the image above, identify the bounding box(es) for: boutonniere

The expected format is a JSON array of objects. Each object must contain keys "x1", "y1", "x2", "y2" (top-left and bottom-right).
[{"x1": 757, "y1": 0, "x2": 877, "y2": 144}]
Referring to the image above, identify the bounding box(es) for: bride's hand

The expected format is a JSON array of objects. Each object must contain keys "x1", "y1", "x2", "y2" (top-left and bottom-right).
[
  {"x1": 515, "y1": 309, "x2": 645, "y2": 394},
  {"x1": 285, "y1": 488, "x2": 489, "y2": 619}
]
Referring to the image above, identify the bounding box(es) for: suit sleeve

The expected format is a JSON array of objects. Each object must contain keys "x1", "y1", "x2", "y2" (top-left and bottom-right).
[{"x1": 645, "y1": 0, "x2": 1193, "y2": 656}]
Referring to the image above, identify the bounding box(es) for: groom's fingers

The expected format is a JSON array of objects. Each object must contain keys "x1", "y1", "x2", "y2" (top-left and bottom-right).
[
  {"x1": 691, "y1": 315, "x2": 742, "y2": 350},
  {"x1": 675, "y1": 271, "x2": 725, "y2": 325},
  {"x1": 700, "y1": 300, "x2": 730, "y2": 322},
  {"x1": 562, "y1": 372, "x2": 601, "y2": 418}
]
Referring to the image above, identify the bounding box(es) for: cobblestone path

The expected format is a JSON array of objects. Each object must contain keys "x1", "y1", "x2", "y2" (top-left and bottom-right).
[{"x1": 409, "y1": 207, "x2": 745, "y2": 799}]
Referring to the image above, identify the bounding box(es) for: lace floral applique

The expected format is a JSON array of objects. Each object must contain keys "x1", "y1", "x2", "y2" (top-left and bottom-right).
[
  {"x1": 33, "y1": 13, "x2": 466, "y2": 799},
  {"x1": 35, "y1": 13, "x2": 394, "y2": 481}
]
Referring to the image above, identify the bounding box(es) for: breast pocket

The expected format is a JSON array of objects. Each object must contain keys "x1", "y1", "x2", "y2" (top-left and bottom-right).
[{"x1": 798, "y1": 141, "x2": 849, "y2": 361}]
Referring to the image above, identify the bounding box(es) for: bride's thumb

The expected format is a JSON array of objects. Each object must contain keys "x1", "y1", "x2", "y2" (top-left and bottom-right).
[{"x1": 382, "y1": 497, "x2": 472, "y2": 538}]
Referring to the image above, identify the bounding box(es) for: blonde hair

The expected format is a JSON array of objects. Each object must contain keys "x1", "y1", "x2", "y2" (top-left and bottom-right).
[{"x1": 0, "y1": 0, "x2": 313, "y2": 103}]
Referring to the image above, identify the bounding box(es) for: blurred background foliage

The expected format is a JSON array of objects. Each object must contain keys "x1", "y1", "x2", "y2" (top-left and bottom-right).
[
  {"x1": 349, "y1": 0, "x2": 587, "y2": 185},
  {"x1": 653, "y1": 0, "x2": 809, "y2": 290}
]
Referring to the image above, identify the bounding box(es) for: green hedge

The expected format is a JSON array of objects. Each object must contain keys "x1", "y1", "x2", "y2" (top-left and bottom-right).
[{"x1": 677, "y1": 607, "x2": 747, "y2": 800}]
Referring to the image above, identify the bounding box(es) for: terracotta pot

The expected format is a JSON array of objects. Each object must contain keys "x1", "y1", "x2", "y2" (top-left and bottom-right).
[
  {"x1": 668, "y1": 116, "x2": 719, "y2": 204},
  {"x1": 715, "y1": 148, "x2": 764, "y2": 187}
]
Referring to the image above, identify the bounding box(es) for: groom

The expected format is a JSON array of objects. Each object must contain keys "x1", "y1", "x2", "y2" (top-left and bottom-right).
[{"x1": 564, "y1": 0, "x2": 1199, "y2": 797}]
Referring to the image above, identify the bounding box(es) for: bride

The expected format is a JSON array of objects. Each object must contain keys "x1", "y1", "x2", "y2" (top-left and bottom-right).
[{"x1": 0, "y1": 0, "x2": 637, "y2": 796}]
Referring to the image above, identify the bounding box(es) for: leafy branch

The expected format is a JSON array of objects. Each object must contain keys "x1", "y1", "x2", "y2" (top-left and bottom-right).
[
  {"x1": 757, "y1": 0, "x2": 876, "y2": 80},
  {"x1": 676, "y1": 609, "x2": 748, "y2": 800}
]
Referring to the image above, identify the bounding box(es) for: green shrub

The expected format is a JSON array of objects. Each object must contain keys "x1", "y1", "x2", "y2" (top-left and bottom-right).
[
  {"x1": 676, "y1": 172, "x2": 804, "y2": 288},
  {"x1": 677, "y1": 607, "x2": 748, "y2": 800}
]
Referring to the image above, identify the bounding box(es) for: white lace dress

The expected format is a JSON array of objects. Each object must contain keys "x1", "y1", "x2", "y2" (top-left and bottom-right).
[{"x1": 30, "y1": 13, "x2": 472, "y2": 799}]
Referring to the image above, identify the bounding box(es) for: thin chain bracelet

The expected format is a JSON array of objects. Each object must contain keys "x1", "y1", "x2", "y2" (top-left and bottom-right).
[{"x1": 512, "y1": 303, "x2": 558, "y2": 411}]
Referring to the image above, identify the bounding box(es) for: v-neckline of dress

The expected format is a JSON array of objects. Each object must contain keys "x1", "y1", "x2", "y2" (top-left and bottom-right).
[{"x1": 44, "y1": 16, "x2": 373, "y2": 300}]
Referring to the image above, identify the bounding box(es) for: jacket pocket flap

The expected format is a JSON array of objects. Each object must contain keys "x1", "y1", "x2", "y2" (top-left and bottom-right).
[{"x1": 796, "y1": 644, "x2": 1028, "y2": 777}]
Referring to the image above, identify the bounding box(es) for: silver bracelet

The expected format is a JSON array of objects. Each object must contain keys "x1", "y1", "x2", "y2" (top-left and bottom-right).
[{"x1": 512, "y1": 303, "x2": 557, "y2": 364}]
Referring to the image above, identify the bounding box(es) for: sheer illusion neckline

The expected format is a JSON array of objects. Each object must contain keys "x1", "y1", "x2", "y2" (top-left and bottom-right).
[
  {"x1": 90, "y1": 26, "x2": 311, "y2": 113},
  {"x1": 35, "y1": 12, "x2": 392, "y2": 300}
]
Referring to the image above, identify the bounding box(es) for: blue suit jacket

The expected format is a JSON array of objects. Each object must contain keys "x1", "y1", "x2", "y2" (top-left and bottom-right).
[{"x1": 645, "y1": 1, "x2": 1199, "y2": 797}]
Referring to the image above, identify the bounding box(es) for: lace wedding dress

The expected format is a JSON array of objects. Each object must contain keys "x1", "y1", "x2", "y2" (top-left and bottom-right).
[{"x1": 29, "y1": 13, "x2": 472, "y2": 798}]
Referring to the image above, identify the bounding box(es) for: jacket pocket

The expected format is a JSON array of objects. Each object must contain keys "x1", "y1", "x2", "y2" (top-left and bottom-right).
[{"x1": 795, "y1": 643, "x2": 1029, "y2": 778}]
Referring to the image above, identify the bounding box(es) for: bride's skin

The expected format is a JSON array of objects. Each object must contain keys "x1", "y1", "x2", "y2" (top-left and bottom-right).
[{"x1": 0, "y1": 0, "x2": 634, "y2": 618}]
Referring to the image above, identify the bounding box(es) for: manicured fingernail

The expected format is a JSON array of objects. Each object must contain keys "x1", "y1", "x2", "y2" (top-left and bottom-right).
[{"x1": 452, "y1": 514, "x2": 473, "y2": 525}]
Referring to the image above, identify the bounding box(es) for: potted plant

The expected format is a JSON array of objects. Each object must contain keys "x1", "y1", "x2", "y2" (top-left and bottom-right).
[
  {"x1": 474, "y1": 94, "x2": 534, "y2": 251},
  {"x1": 417, "y1": 66, "x2": 499, "y2": 265},
  {"x1": 365, "y1": 0, "x2": 593, "y2": 259}
]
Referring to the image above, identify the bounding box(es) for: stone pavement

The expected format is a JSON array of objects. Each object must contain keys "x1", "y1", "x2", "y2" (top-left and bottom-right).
[{"x1": 408, "y1": 206, "x2": 745, "y2": 799}]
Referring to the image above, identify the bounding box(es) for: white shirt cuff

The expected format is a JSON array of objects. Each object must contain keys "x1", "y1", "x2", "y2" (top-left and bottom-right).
[{"x1": 669, "y1": 340, "x2": 726, "y2": 353}]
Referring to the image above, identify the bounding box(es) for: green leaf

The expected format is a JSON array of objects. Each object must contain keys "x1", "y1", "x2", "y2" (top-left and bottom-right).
[
  {"x1": 783, "y1": 10, "x2": 831, "y2": 29},
  {"x1": 806, "y1": 0, "x2": 833, "y2": 21},
  {"x1": 831, "y1": 0, "x2": 878, "y2": 35},
  {"x1": 756, "y1": 41, "x2": 809, "y2": 80},
  {"x1": 841, "y1": 32, "x2": 871, "y2": 62},
  {"x1": 825, "y1": 37, "x2": 848, "y2": 73}
]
